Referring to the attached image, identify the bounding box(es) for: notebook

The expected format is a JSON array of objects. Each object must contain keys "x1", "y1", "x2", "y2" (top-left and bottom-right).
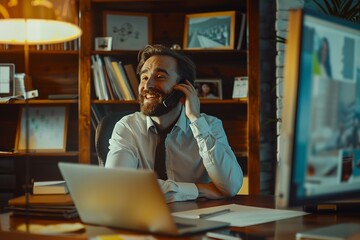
[{"x1": 58, "y1": 162, "x2": 229, "y2": 236}]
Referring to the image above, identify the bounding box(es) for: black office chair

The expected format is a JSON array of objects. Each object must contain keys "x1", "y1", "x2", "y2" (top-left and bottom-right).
[{"x1": 95, "y1": 111, "x2": 134, "y2": 166}]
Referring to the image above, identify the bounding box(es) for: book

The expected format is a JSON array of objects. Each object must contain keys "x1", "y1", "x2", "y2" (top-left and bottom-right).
[
  {"x1": 102, "y1": 64, "x2": 116, "y2": 100},
  {"x1": 8, "y1": 194, "x2": 73, "y2": 206},
  {"x1": 95, "y1": 54, "x2": 110, "y2": 100},
  {"x1": 33, "y1": 181, "x2": 69, "y2": 195},
  {"x1": 48, "y1": 94, "x2": 78, "y2": 99},
  {"x1": 7, "y1": 194, "x2": 77, "y2": 219},
  {"x1": 111, "y1": 60, "x2": 135, "y2": 100},
  {"x1": 91, "y1": 55, "x2": 102, "y2": 99},
  {"x1": 124, "y1": 64, "x2": 139, "y2": 98},
  {"x1": 6, "y1": 205, "x2": 78, "y2": 219},
  {"x1": 103, "y1": 56, "x2": 124, "y2": 100}
]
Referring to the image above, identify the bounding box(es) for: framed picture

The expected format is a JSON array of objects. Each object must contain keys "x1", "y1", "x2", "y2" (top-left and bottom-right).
[
  {"x1": 0, "y1": 63, "x2": 15, "y2": 98},
  {"x1": 232, "y1": 76, "x2": 248, "y2": 98},
  {"x1": 195, "y1": 79, "x2": 222, "y2": 99},
  {"x1": 103, "y1": 11, "x2": 152, "y2": 50},
  {"x1": 95, "y1": 37, "x2": 112, "y2": 51},
  {"x1": 183, "y1": 11, "x2": 235, "y2": 50},
  {"x1": 15, "y1": 106, "x2": 69, "y2": 152}
]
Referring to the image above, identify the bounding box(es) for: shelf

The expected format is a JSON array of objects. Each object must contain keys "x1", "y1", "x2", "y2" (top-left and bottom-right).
[
  {"x1": 0, "y1": 49, "x2": 78, "y2": 55},
  {"x1": 0, "y1": 151, "x2": 78, "y2": 158},
  {"x1": 0, "y1": 99, "x2": 78, "y2": 105},
  {"x1": 93, "y1": 50, "x2": 247, "y2": 62},
  {"x1": 92, "y1": 99, "x2": 139, "y2": 104},
  {"x1": 92, "y1": 99, "x2": 247, "y2": 104},
  {"x1": 92, "y1": 0, "x2": 246, "y2": 12}
]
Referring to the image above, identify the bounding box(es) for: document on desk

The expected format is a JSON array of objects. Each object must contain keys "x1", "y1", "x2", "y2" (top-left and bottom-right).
[{"x1": 172, "y1": 204, "x2": 308, "y2": 227}]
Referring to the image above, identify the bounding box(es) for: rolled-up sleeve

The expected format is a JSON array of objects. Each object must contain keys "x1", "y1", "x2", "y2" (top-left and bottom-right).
[
  {"x1": 159, "y1": 180, "x2": 199, "y2": 203},
  {"x1": 190, "y1": 116, "x2": 243, "y2": 196}
]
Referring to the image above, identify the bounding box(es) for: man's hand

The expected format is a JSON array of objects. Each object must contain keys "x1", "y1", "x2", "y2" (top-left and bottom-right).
[
  {"x1": 175, "y1": 80, "x2": 200, "y2": 122},
  {"x1": 196, "y1": 182, "x2": 225, "y2": 200}
]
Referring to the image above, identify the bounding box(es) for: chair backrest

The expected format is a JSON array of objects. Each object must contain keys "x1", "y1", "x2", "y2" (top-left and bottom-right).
[{"x1": 95, "y1": 111, "x2": 134, "y2": 166}]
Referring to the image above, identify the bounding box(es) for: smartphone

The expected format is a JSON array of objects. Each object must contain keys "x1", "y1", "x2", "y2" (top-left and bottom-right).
[{"x1": 162, "y1": 79, "x2": 185, "y2": 108}]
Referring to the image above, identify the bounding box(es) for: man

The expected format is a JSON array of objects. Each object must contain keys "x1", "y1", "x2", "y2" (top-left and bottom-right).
[{"x1": 105, "y1": 44, "x2": 243, "y2": 203}]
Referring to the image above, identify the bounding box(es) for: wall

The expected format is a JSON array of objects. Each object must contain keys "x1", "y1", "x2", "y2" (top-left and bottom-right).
[{"x1": 275, "y1": 0, "x2": 305, "y2": 169}]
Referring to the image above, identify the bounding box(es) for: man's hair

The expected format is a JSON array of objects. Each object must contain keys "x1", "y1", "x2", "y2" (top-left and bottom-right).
[{"x1": 136, "y1": 44, "x2": 196, "y2": 85}]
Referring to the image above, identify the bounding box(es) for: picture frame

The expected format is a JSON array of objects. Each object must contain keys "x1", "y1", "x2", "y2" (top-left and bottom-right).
[
  {"x1": 103, "y1": 11, "x2": 152, "y2": 50},
  {"x1": 0, "y1": 63, "x2": 15, "y2": 98},
  {"x1": 183, "y1": 11, "x2": 236, "y2": 50},
  {"x1": 232, "y1": 76, "x2": 248, "y2": 98},
  {"x1": 95, "y1": 37, "x2": 112, "y2": 51},
  {"x1": 194, "y1": 79, "x2": 222, "y2": 99},
  {"x1": 15, "y1": 106, "x2": 69, "y2": 152}
]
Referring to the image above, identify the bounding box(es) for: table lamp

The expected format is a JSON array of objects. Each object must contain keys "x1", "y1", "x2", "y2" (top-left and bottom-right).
[
  {"x1": 0, "y1": 0, "x2": 82, "y2": 224},
  {"x1": 0, "y1": 0, "x2": 82, "y2": 76}
]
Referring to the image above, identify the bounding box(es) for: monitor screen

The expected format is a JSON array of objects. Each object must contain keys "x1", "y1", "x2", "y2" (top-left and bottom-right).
[{"x1": 276, "y1": 8, "x2": 360, "y2": 208}]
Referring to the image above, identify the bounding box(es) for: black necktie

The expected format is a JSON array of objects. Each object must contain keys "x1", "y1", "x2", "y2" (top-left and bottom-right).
[{"x1": 154, "y1": 132, "x2": 167, "y2": 180}]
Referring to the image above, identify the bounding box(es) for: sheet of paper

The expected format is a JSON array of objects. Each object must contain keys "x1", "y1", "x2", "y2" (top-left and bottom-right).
[{"x1": 172, "y1": 204, "x2": 308, "y2": 227}]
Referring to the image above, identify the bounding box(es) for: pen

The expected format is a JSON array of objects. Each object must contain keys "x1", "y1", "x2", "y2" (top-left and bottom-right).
[{"x1": 199, "y1": 208, "x2": 231, "y2": 218}]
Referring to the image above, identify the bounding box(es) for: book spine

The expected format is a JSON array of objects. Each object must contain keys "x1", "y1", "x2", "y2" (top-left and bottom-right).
[
  {"x1": 95, "y1": 54, "x2": 110, "y2": 100},
  {"x1": 124, "y1": 64, "x2": 139, "y2": 99},
  {"x1": 91, "y1": 55, "x2": 102, "y2": 100},
  {"x1": 111, "y1": 61, "x2": 134, "y2": 100},
  {"x1": 102, "y1": 64, "x2": 116, "y2": 100},
  {"x1": 103, "y1": 56, "x2": 124, "y2": 100}
]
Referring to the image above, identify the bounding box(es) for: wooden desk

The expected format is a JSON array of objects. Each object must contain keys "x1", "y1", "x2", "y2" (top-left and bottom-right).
[{"x1": 1, "y1": 195, "x2": 360, "y2": 240}]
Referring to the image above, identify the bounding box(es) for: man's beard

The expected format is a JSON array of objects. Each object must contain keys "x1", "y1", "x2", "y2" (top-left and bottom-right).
[{"x1": 139, "y1": 88, "x2": 174, "y2": 116}]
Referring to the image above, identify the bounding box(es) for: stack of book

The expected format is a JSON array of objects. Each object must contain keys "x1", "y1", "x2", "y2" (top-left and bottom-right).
[
  {"x1": 6, "y1": 194, "x2": 77, "y2": 219},
  {"x1": 91, "y1": 54, "x2": 139, "y2": 101},
  {"x1": 6, "y1": 181, "x2": 77, "y2": 219}
]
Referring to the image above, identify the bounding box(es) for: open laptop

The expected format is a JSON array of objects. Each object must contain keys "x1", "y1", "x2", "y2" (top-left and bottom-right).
[{"x1": 58, "y1": 162, "x2": 229, "y2": 236}]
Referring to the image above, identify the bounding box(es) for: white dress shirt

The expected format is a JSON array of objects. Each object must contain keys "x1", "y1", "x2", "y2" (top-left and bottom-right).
[{"x1": 105, "y1": 107, "x2": 243, "y2": 202}]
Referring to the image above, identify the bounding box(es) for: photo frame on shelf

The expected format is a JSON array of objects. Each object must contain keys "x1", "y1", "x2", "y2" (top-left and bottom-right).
[
  {"x1": 0, "y1": 63, "x2": 15, "y2": 98},
  {"x1": 15, "y1": 106, "x2": 69, "y2": 152},
  {"x1": 103, "y1": 11, "x2": 152, "y2": 50},
  {"x1": 194, "y1": 79, "x2": 223, "y2": 99},
  {"x1": 232, "y1": 76, "x2": 248, "y2": 98},
  {"x1": 183, "y1": 11, "x2": 235, "y2": 50},
  {"x1": 95, "y1": 37, "x2": 112, "y2": 51}
]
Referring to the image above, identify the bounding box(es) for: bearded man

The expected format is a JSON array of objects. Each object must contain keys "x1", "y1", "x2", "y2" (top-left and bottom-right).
[{"x1": 105, "y1": 44, "x2": 243, "y2": 203}]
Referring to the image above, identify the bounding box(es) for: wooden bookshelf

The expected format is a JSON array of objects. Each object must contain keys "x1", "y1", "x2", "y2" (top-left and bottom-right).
[
  {"x1": 0, "y1": 0, "x2": 260, "y2": 205},
  {"x1": 78, "y1": 0, "x2": 260, "y2": 194}
]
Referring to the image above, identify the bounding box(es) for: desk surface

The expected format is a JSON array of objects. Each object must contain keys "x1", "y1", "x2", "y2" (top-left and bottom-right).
[{"x1": 1, "y1": 195, "x2": 359, "y2": 240}]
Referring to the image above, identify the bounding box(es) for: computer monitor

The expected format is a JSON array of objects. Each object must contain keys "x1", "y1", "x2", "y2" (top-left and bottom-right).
[{"x1": 276, "y1": 8, "x2": 360, "y2": 209}]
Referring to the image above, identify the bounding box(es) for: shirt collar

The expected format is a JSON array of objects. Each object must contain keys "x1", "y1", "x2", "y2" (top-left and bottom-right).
[{"x1": 145, "y1": 106, "x2": 189, "y2": 134}]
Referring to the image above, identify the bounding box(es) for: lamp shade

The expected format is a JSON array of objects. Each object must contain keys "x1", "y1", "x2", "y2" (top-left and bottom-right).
[{"x1": 0, "y1": 0, "x2": 82, "y2": 44}]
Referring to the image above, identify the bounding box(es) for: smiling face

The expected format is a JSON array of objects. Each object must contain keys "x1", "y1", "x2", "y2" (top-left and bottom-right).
[{"x1": 138, "y1": 55, "x2": 179, "y2": 116}]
